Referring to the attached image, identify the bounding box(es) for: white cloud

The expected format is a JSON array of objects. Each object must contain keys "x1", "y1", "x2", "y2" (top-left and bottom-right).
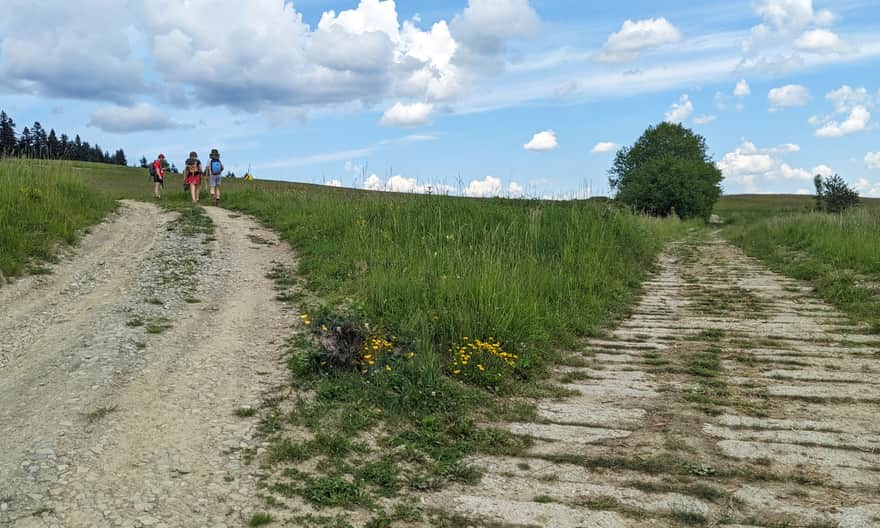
[
  {"x1": 597, "y1": 18, "x2": 681, "y2": 63},
  {"x1": 591, "y1": 141, "x2": 619, "y2": 154},
  {"x1": 508, "y1": 181, "x2": 524, "y2": 198},
  {"x1": 386, "y1": 175, "x2": 425, "y2": 193},
  {"x1": 812, "y1": 85, "x2": 873, "y2": 137},
  {"x1": 812, "y1": 164, "x2": 834, "y2": 177},
  {"x1": 755, "y1": 0, "x2": 831, "y2": 31},
  {"x1": 693, "y1": 115, "x2": 717, "y2": 125},
  {"x1": 768, "y1": 143, "x2": 801, "y2": 154},
  {"x1": 826, "y1": 85, "x2": 871, "y2": 113},
  {"x1": 1, "y1": 0, "x2": 536, "y2": 113},
  {"x1": 734, "y1": 79, "x2": 751, "y2": 97},
  {"x1": 325, "y1": 179, "x2": 343, "y2": 187},
  {"x1": 360, "y1": 173, "x2": 453, "y2": 194},
  {"x1": 741, "y1": 1, "x2": 836, "y2": 73},
  {"x1": 795, "y1": 29, "x2": 849, "y2": 54},
  {"x1": 866, "y1": 151, "x2": 880, "y2": 169},
  {"x1": 778, "y1": 163, "x2": 812, "y2": 180},
  {"x1": 664, "y1": 94, "x2": 694, "y2": 123},
  {"x1": 0, "y1": 0, "x2": 144, "y2": 101},
  {"x1": 524, "y1": 130, "x2": 559, "y2": 151},
  {"x1": 717, "y1": 141, "x2": 776, "y2": 184},
  {"x1": 854, "y1": 178, "x2": 880, "y2": 197},
  {"x1": 380, "y1": 102, "x2": 433, "y2": 127},
  {"x1": 451, "y1": 0, "x2": 539, "y2": 69},
  {"x1": 768, "y1": 84, "x2": 809, "y2": 110},
  {"x1": 717, "y1": 140, "x2": 829, "y2": 191},
  {"x1": 463, "y1": 175, "x2": 503, "y2": 197},
  {"x1": 739, "y1": 53, "x2": 804, "y2": 75},
  {"x1": 87, "y1": 103, "x2": 180, "y2": 133},
  {"x1": 815, "y1": 106, "x2": 870, "y2": 137},
  {"x1": 795, "y1": 188, "x2": 811, "y2": 195},
  {"x1": 363, "y1": 174, "x2": 384, "y2": 190}
]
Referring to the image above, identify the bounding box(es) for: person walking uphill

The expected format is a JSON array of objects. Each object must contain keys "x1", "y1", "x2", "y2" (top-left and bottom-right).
[
  {"x1": 207, "y1": 149, "x2": 224, "y2": 206},
  {"x1": 150, "y1": 153, "x2": 165, "y2": 199},
  {"x1": 184, "y1": 151, "x2": 202, "y2": 203}
]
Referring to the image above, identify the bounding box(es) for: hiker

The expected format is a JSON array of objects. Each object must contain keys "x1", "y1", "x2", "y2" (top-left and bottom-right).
[
  {"x1": 150, "y1": 153, "x2": 165, "y2": 199},
  {"x1": 183, "y1": 151, "x2": 202, "y2": 203},
  {"x1": 207, "y1": 148, "x2": 224, "y2": 205}
]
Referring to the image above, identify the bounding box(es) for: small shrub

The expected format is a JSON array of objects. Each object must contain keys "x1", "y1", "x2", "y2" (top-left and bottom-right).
[{"x1": 814, "y1": 174, "x2": 859, "y2": 213}]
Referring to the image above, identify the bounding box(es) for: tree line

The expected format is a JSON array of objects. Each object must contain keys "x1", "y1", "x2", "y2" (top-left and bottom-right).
[{"x1": 0, "y1": 109, "x2": 127, "y2": 166}]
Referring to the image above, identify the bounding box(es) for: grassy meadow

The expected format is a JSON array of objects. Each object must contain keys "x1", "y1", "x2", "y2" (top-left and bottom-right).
[
  {"x1": 0, "y1": 159, "x2": 116, "y2": 279},
  {"x1": 717, "y1": 194, "x2": 880, "y2": 327}
]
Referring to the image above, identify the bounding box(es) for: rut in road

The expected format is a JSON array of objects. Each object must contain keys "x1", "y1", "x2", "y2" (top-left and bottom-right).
[
  {"x1": 428, "y1": 235, "x2": 880, "y2": 528},
  {"x1": 0, "y1": 201, "x2": 298, "y2": 528}
]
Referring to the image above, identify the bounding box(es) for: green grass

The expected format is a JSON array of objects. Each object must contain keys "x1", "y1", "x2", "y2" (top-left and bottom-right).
[
  {"x1": 0, "y1": 159, "x2": 116, "y2": 279},
  {"x1": 84, "y1": 405, "x2": 118, "y2": 423},
  {"x1": 248, "y1": 512, "x2": 273, "y2": 526},
  {"x1": 717, "y1": 195, "x2": 880, "y2": 328}
]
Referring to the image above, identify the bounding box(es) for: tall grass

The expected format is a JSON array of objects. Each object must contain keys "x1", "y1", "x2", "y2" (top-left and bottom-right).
[
  {"x1": 719, "y1": 196, "x2": 880, "y2": 326},
  {"x1": 223, "y1": 184, "x2": 687, "y2": 376},
  {"x1": 0, "y1": 159, "x2": 115, "y2": 278},
  {"x1": 219, "y1": 181, "x2": 689, "y2": 506}
]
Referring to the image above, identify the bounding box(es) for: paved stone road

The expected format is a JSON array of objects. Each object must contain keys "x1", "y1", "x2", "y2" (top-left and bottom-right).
[{"x1": 429, "y1": 236, "x2": 880, "y2": 527}]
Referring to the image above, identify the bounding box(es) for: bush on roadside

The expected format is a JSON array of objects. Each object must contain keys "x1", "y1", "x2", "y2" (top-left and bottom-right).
[{"x1": 813, "y1": 173, "x2": 859, "y2": 213}]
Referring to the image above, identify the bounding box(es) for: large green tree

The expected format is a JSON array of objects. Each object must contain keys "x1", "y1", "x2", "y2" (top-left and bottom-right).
[{"x1": 609, "y1": 122, "x2": 722, "y2": 220}]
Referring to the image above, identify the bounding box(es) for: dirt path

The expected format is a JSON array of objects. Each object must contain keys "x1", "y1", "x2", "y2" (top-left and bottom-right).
[
  {"x1": 0, "y1": 201, "x2": 296, "y2": 528},
  {"x1": 429, "y1": 235, "x2": 880, "y2": 528}
]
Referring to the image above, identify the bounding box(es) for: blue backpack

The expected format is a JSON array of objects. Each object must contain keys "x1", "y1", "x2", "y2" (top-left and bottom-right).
[{"x1": 210, "y1": 159, "x2": 222, "y2": 176}]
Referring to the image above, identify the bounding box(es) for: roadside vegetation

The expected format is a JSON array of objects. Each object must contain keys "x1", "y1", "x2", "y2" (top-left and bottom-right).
[
  {"x1": 222, "y1": 179, "x2": 693, "y2": 519},
  {"x1": 716, "y1": 194, "x2": 880, "y2": 329},
  {"x1": 0, "y1": 159, "x2": 115, "y2": 280}
]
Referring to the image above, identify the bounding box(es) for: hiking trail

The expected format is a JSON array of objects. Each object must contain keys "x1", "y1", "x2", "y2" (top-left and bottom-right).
[{"x1": 0, "y1": 200, "x2": 297, "y2": 528}]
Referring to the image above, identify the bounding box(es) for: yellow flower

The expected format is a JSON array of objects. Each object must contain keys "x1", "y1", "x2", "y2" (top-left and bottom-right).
[
  {"x1": 321, "y1": 324, "x2": 328, "y2": 332},
  {"x1": 453, "y1": 369, "x2": 461, "y2": 375},
  {"x1": 385, "y1": 365, "x2": 392, "y2": 372},
  {"x1": 477, "y1": 364, "x2": 485, "y2": 371}
]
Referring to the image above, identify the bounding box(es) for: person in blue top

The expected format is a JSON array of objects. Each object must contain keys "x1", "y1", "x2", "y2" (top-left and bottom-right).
[{"x1": 206, "y1": 149, "x2": 224, "y2": 206}]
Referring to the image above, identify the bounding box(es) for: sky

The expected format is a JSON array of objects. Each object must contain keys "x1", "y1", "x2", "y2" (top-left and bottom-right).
[{"x1": 2, "y1": 0, "x2": 879, "y2": 198}]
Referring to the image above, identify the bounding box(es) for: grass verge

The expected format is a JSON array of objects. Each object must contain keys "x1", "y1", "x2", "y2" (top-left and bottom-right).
[
  {"x1": 0, "y1": 159, "x2": 115, "y2": 280},
  {"x1": 716, "y1": 195, "x2": 880, "y2": 330}
]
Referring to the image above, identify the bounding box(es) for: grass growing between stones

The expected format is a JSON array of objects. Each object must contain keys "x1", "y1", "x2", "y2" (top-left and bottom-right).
[{"x1": 717, "y1": 195, "x2": 880, "y2": 330}]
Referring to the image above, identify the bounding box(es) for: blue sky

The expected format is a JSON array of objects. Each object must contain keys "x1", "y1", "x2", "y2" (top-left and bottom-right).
[{"x1": 2, "y1": 0, "x2": 879, "y2": 197}]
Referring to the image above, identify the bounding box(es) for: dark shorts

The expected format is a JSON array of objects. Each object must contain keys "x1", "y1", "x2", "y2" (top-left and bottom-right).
[{"x1": 153, "y1": 175, "x2": 163, "y2": 184}]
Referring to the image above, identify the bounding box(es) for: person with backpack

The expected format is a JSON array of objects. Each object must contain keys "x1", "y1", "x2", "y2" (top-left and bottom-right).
[
  {"x1": 207, "y1": 148, "x2": 224, "y2": 206},
  {"x1": 150, "y1": 153, "x2": 165, "y2": 199},
  {"x1": 183, "y1": 151, "x2": 202, "y2": 203}
]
